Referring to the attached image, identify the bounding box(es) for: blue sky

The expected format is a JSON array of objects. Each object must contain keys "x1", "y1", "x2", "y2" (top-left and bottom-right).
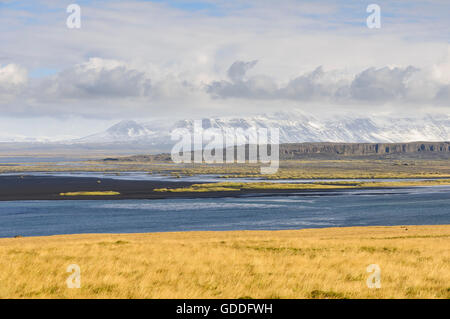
[
  {"x1": 143, "y1": 0, "x2": 223, "y2": 15},
  {"x1": 0, "y1": 0, "x2": 449, "y2": 138},
  {"x1": 2, "y1": 0, "x2": 449, "y2": 25},
  {"x1": 28, "y1": 67, "x2": 58, "y2": 78}
]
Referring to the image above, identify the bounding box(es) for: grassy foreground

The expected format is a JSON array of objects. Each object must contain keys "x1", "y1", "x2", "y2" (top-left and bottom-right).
[{"x1": 0, "y1": 225, "x2": 449, "y2": 299}]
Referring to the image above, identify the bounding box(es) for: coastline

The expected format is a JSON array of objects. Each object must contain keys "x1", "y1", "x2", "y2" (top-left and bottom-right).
[{"x1": 0, "y1": 174, "x2": 444, "y2": 201}]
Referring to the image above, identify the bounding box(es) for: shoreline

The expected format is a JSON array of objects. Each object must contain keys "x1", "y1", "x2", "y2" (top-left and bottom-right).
[
  {"x1": 0, "y1": 174, "x2": 443, "y2": 201},
  {"x1": 2, "y1": 223, "x2": 449, "y2": 240}
]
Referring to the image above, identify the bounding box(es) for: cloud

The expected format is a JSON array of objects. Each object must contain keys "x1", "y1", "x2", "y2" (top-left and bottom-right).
[
  {"x1": 2, "y1": 55, "x2": 450, "y2": 122},
  {"x1": 207, "y1": 62, "x2": 351, "y2": 101},
  {"x1": 227, "y1": 60, "x2": 258, "y2": 82},
  {"x1": 0, "y1": 57, "x2": 205, "y2": 118},
  {"x1": 435, "y1": 85, "x2": 450, "y2": 104},
  {"x1": 349, "y1": 66, "x2": 418, "y2": 102},
  {"x1": 0, "y1": 63, "x2": 27, "y2": 93},
  {"x1": 281, "y1": 66, "x2": 347, "y2": 100},
  {"x1": 35, "y1": 58, "x2": 151, "y2": 100},
  {"x1": 1, "y1": 0, "x2": 450, "y2": 125},
  {"x1": 207, "y1": 59, "x2": 450, "y2": 107},
  {"x1": 208, "y1": 60, "x2": 277, "y2": 99}
]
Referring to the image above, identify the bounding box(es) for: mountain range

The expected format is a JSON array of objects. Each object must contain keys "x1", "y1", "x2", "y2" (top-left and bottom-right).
[
  {"x1": 75, "y1": 112, "x2": 450, "y2": 145},
  {"x1": 1, "y1": 112, "x2": 449, "y2": 153}
]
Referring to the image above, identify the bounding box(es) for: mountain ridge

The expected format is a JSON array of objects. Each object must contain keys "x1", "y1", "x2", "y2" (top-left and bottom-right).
[
  {"x1": 73, "y1": 112, "x2": 450, "y2": 148},
  {"x1": 107, "y1": 141, "x2": 450, "y2": 162},
  {"x1": 1, "y1": 113, "x2": 449, "y2": 154}
]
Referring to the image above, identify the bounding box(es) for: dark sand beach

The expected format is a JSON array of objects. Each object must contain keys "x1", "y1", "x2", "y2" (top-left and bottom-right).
[
  {"x1": 0, "y1": 175, "x2": 367, "y2": 201},
  {"x1": 0, "y1": 175, "x2": 191, "y2": 201}
]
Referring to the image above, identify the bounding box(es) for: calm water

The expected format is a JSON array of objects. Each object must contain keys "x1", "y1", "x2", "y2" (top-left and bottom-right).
[{"x1": 0, "y1": 186, "x2": 449, "y2": 237}]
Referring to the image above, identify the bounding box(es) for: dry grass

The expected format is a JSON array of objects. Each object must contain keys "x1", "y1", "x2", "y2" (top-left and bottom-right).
[
  {"x1": 0, "y1": 225, "x2": 449, "y2": 299},
  {"x1": 2, "y1": 158, "x2": 450, "y2": 180},
  {"x1": 154, "y1": 179, "x2": 450, "y2": 192}
]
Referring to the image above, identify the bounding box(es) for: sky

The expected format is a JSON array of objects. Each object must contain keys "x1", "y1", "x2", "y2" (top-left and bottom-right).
[{"x1": 0, "y1": 0, "x2": 449, "y2": 140}]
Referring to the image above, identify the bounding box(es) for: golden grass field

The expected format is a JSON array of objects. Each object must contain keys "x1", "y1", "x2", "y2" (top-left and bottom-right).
[
  {"x1": 2, "y1": 158, "x2": 450, "y2": 180},
  {"x1": 154, "y1": 179, "x2": 450, "y2": 192},
  {"x1": 0, "y1": 225, "x2": 448, "y2": 299}
]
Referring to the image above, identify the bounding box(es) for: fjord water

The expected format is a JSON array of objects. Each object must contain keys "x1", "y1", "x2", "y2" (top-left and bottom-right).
[{"x1": 0, "y1": 186, "x2": 449, "y2": 237}]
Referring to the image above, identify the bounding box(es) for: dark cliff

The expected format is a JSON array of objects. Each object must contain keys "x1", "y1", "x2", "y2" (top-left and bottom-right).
[{"x1": 279, "y1": 142, "x2": 450, "y2": 159}]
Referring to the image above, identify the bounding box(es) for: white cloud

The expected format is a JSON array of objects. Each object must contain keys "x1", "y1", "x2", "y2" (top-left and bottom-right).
[
  {"x1": 35, "y1": 58, "x2": 151, "y2": 100},
  {"x1": 207, "y1": 60, "x2": 450, "y2": 107},
  {"x1": 430, "y1": 49, "x2": 450, "y2": 85},
  {"x1": 0, "y1": 63, "x2": 27, "y2": 94},
  {"x1": 349, "y1": 66, "x2": 417, "y2": 102}
]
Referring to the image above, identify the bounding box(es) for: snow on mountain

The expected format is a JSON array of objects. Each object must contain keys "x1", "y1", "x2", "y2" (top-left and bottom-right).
[
  {"x1": 75, "y1": 119, "x2": 173, "y2": 146},
  {"x1": 0, "y1": 134, "x2": 75, "y2": 143},
  {"x1": 71, "y1": 112, "x2": 450, "y2": 148},
  {"x1": 371, "y1": 115, "x2": 450, "y2": 142},
  {"x1": 78, "y1": 120, "x2": 152, "y2": 143}
]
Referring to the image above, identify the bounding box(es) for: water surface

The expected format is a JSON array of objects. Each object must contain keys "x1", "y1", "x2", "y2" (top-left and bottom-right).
[{"x1": 0, "y1": 186, "x2": 448, "y2": 237}]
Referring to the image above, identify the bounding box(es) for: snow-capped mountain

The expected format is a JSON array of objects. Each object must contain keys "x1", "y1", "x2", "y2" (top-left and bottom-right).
[
  {"x1": 76, "y1": 119, "x2": 174, "y2": 147},
  {"x1": 71, "y1": 112, "x2": 450, "y2": 150},
  {"x1": 0, "y1": 134, "x2": 76, "y2": 143},
  {"x1": 79, "y1": 120, "x2": 154, "y2": 143}
]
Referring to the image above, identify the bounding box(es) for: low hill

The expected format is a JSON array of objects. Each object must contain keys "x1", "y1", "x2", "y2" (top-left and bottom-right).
[{"x1": 106, "y1": 142, "x2": 450, "y2": 162}]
